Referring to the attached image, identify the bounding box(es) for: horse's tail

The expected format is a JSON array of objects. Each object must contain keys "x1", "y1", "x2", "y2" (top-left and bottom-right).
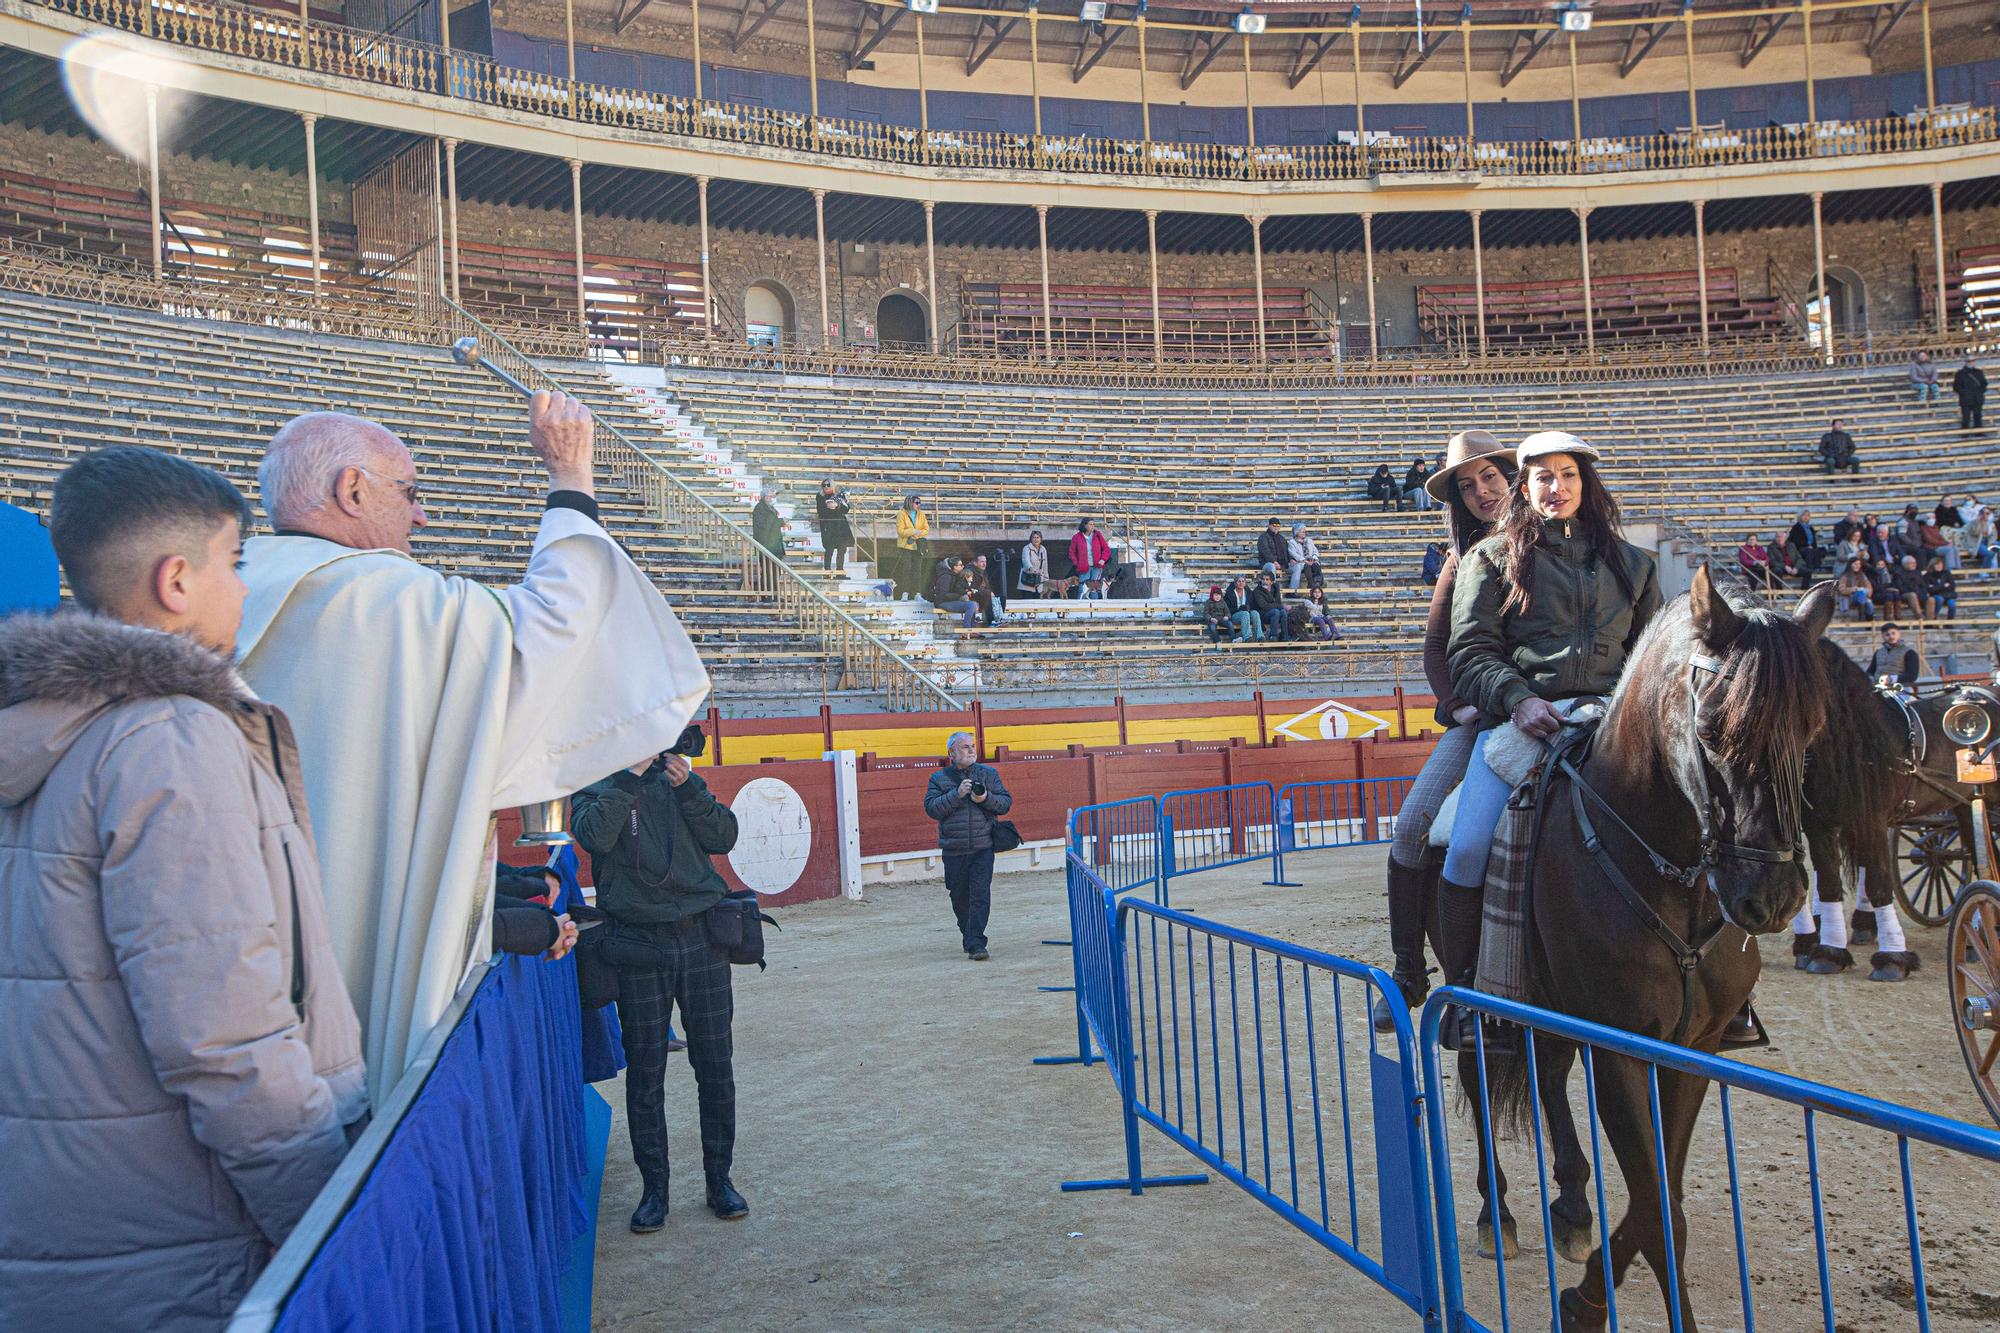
[{"x1": 1457, "y1": 1046, "x2": 1535, "y2": 1137}]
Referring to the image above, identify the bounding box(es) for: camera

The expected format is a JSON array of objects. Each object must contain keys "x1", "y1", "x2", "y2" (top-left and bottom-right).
[
  {"x1": 971, "y1": 781, "x2": 987, "y2": 798},
  {"x1": 647, "y1": 724, "x2": 709, "y2": 775}
]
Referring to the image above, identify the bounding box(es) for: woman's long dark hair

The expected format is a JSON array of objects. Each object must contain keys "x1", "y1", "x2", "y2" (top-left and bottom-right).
[
  {"x1": 1443, "y1": 456, "x2": 1518, "y2": 556},
  {"x1": 1496, "y1": 454, "x2": 1634, "y2": 616}
]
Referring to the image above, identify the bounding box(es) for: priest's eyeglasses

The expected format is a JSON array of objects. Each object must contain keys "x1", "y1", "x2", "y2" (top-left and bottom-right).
[{"x1": 356, "y1": 468, "x2": 422, "y2": 505}]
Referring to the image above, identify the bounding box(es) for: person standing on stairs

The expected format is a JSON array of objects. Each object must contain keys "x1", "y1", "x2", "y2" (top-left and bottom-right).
[
  {"x1": 814, "y1": 479, "x2": 852, "y2": 572},
  {"x1": 893, "y1": 495, "x2": 930, "y2": 601}
]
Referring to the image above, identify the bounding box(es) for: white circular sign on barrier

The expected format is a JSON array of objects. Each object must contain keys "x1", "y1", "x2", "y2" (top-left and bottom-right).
[{"x1": 727, "y1": 777, "x2": 813, "y2": 896}]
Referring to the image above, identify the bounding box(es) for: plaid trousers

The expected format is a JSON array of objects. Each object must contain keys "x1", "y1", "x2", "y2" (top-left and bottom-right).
[{"x1": 614, "y1": 914, "x2": 736, "y2": 1189}]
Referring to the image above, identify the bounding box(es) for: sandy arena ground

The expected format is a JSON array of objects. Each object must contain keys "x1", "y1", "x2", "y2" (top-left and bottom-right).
[{"x1": 590, "y1": 847, "x2": 2000, "y2": 1332}]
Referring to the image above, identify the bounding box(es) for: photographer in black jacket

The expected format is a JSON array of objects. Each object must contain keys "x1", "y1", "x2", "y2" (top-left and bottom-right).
[
  {"x1": 923, "y1": 731, "x2": 1013, "y2": 960},
  {"x1": 573, "y1": 725, "x2": 745, "y2": 1232}
]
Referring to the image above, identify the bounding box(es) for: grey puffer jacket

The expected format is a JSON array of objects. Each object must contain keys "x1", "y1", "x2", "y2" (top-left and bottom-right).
[
  {"x1": 0, "y1": 613, "x2": 365, "y2": 1332},
  {"x1": 924, "y1": 761, "x2": 1014, "y2": 854}
]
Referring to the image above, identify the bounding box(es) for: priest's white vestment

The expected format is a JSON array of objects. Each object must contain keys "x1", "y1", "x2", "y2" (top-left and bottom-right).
[{"x1": 237, "y1": 507, "x2": 708, "y2": 1103}]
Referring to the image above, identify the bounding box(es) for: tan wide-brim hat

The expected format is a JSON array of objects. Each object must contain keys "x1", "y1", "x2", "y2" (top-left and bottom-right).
[{"x1": 1424, "y1": 429, "x2": 1510, "y2": 505}]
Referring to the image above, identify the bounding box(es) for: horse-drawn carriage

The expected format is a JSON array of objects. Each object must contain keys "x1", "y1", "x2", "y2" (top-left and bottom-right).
[{"x1": 1883, "y1": 674, "x2": 2000, "y2": 1126}]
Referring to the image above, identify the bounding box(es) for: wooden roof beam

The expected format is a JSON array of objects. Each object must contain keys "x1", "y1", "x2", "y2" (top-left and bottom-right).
[
  {"x1": 965, "y1": 15, "x2": 1020, "y2": 77},
  {"x1": 730, "y1": 0, "x2": 788, "y2": 54},
  {"x1": 1179, "y1": 30, "x2": 1232, "y2": 91},
  {"x1": 1287, "y1": 31, "x2": 1344, "y2": 90},
  {"x1": 1499, "y1": 26, "x2": 1556, "y2": 87},
  {"x1": 1864, "y1": 0, "x2": 1916, "y2": 57},
  {"x1": 1391, "y1": 29, "x2": 1452, "y2": 89},
  {"x1": 1739, "y1": 11, "x2": 1792, "y2": 68},
  {"x1": 1618, "y1": 4, "x2": 1672, "y2": 79},
  {"x1": 612, "y1": 0, "x2": 657, "y2": 37},
  {"x1": 1073, "y1": 11, "x2": 1130, "y2": 84},
  {"x1": 847, "y1": 6, "x2": 906, "y2": 70}
]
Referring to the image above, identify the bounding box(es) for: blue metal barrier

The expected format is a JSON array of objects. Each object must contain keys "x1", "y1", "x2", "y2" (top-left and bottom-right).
[
  {"x1": 1114, "y1": 899, "x2": 1443, "y2": 1329},
  {"x1": 1419, "y1": 986, "x2": 2000, "y2": 1333},
  {"x1": 1277, "y1": 777, "x2": 1418, "y2": 853},
  {"x1": 1068, "y1": 795, "x2": 1165, "y2": 902},
  {"x1": 1160, "y1": 781, "x2": 1300, "y2": 890}
]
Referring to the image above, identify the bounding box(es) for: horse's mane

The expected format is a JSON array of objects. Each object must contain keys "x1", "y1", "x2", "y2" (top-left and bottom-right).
[
  {"x1": 1803, "y1": 637, "x2": 1904, "y2": 832},
  {"x1": 1609, "y1": 586, "x2": 1828, "y2": 772}
]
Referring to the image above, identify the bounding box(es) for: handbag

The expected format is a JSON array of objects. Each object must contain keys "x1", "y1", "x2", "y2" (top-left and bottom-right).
[
  {"x1": 988, "y1": 817, "x2": 1023, "y2": 854},
  {"x1": 704, "y1": 890, "x2": 780, "y2": 969}
]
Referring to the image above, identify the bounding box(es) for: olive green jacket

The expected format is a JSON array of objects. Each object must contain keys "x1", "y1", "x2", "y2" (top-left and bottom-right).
[{"x1": 1447, "y1": 524, "x2": 1662, "y2": 722}]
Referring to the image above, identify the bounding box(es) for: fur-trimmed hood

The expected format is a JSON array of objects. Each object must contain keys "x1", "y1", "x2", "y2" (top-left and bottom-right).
[{"x1": 0, "y1": 611, "x2": 249, "y2": 806}]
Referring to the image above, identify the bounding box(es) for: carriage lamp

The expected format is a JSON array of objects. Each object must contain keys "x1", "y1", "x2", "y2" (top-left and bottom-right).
[
  {"x1": 1943, "y1": 690, "x2": 2000, "y2": 783},
  {"x1": 1943, "y1": 695, "x2": 1993, "y2": 749}
]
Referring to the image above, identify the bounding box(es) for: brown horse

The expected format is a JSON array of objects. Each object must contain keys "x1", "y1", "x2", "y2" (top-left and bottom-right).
[{"x1": 1495, "y1": 566, "x2": 1834, "y2": 1330}]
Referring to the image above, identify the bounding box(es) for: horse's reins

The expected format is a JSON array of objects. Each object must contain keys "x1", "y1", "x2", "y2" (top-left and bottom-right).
[{"x1": 1546, "y1": 651, "x2": 1806, "y2": 1045}]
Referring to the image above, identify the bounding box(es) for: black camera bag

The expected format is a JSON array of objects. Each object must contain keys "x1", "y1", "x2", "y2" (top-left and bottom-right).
[{"x1": 704, "y1": 891, "x2": 779, "y2": 969}]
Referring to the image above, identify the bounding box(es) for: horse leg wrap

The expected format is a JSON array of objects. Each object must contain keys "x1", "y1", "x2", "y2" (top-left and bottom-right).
[
  {"x1": 1814, "y1": 897, "x2": 1849, "y2": 950},
  {"x1": 1789, "y1": 902, "x2": 1817, "y2": 935},
  {"x1": 1871, "y1": 900, "x2": 1907, "y2": 953}
]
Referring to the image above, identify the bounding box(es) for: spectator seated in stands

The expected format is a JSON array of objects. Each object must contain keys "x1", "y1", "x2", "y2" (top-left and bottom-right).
[
  {"x1": 1304, "y1": 586, "x2": 1340, "y2": 641},
  {"x1": 1256, "y1": 517, "x2": 1290, "y2": 583},
  {"x1": 1959, "y1": 509, "x2": 2000, "y2": 569},
  {"x1": 927, "y1": 556, "x2": 980, "y2": 629},
  {"x1": 1917, "y1": 514, "x2": 1958, "y2": 570},
  {"x1": 1247, "y1": 571, "x2": 1287, "y2": 641},
  {"x1": 1866, "y1": 523, "x2": 1896, "y2": 568},
  {"x1": 1924, "y1": 556, "x2": 1957, "y2": 620},
  {"x1": 1200, "y1": 586, "x2": 1236, "y2": 643},
  {"x1": 1834, "y1": 526, "x2": 1869, "y2": 569},
  {"x1": 1070, "y1": 517, "x2": 1113, "y2": 601},
  {"x1": 1818, "y1": 419, "x2": 1859, "y2": 475},
  {"x1": 1832, "y1": 508, "x2": 1864, "y2": 544},
  {"x1": 1934, "y1": 493, "x2": 1964, "y2": 531},
  {"x1": 1870, "y1": 559, "x2": 1904, "y2": 618},
  {"x1": 1897, "y1": 503, "x2": 1922, "y2": 545},
  {"x1": 751, "y1": 488, "x2": 785, "y2": 558},
  {"x1": 1892, "y1": 555, "x2": 1932, "y2": 620},
  {"x1": 966, "y1": 554, "x2": 1005, "y2": 626},
  {"x1": 1286, "y1": 524, "x2": 1323, "y2": 591},
  {"x1": 1910, "y1": 350, "x2": 1940, "y2": 403},
  {"x1": 1366, "y1": 463, "x2": 1405, "y2": 512},
  {"x1": 0, "y1": 447, "x2": 364, "y2": 1330},
  {"x1": 1736, "y1": 534, "x2": 1771, "y2": 583},
  {"x1": 1403, "y1": 456, "x2": 1435, "y2": 512},
  {"x1": 1222, "y1": 575, "x2": 1263, "y2": 641},
  {"x1": 1836, "y1": 557, "x2": 1876, "y2": 620},
  {"x1": 1869, "y1": 622, "x2": 1923, "y2": 687},
  {"x1": 1769, "y1": 531, "x2": 1807, "y2": 588},
  {"x1": 1787, "y1": 511, "x2": 1824, "y2": 575},
  {"x1": 1953, "y1": 356, "x2": 1987, "y2": 430},
  {"x1": 1422, "y1": 540, "x2": 1447, "y2": 586}
]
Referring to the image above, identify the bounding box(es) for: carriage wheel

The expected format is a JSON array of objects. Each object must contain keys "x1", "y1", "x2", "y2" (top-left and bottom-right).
[
  {"x1": 1946, "y1": 882, "x2": 2000, "y2": 1128},
  {"x1": 1894, "y1": 821, "x2": 1970, "y2": 927}
]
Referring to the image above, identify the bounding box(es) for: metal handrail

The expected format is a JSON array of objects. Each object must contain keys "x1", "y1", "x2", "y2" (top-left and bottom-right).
[
  {"x1": 25, "y1": 0, "x2": 1998, "y2": 186},
  {"x1": 439, "y1": 298, "x2": 961, "y2": 711}
]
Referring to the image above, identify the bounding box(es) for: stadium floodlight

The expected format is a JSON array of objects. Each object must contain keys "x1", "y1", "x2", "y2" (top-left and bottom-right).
[
  {"x1": 1079, "y1": 1, "x2": 1109, "y2": 20},
  {"x1": 1233, "y1": 11, "x2": 1266, "y2": 35},
  {"x1": 906, "y1": 0, "x2": 939, "y2": 12},
  {"x1": 1559, "y1": 6, "x2": 1593, "y2": 32}
]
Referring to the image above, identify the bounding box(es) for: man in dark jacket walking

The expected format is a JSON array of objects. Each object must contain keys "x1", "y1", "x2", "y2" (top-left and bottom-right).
[
  {"x1": 923, "y1": 732, "x2": 1013, "y2": 959},
  {"x1": 574, "y1": 740, "x2": 746, "y2": 1231},
  {"x1": 1953, "y1": 357, "x2": 1987, "y2": 430}
]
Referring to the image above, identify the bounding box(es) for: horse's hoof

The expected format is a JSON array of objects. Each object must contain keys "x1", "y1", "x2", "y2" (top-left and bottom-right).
[
  {"x1": 1850, "y1": 911, "x2": 1878, "y2": 945},
  {"x1": 1554, "y1": 1220, "x2": 1596, "y2": 1265},
  {"x1": 1803, "y1": 945, "x2": 1854, "y2": 975},
  {"x1": 1868, "y1": 950, "x2": 1920, "y2": 982},
  {"x1": 1791, "y1": 930, "x2": 1820, "y2": 967},
  {"x1": 1477, "y1": 1216, "x2": 1521, "y2": 1260},
  {"x1": 1559, "y1": 1287, "x2": 1610, "y2": 1331}
]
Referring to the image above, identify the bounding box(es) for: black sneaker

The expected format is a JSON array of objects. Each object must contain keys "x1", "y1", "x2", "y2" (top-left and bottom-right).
[
  {"x1": 706, "y1": 1178, "x2": 749, "y2": 1221},
  {"x1": 970, "y1": 947, "x2": 990, "y2": 961}
]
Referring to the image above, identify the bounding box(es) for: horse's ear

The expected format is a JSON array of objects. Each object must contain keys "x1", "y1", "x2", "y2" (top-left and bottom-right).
[
  {"x1": 1689, "y1": 564, "x2": 1744, "y2": 650},
  {"x1": 1791, "y1": 581, "x2": 1837, "y2": 642}
]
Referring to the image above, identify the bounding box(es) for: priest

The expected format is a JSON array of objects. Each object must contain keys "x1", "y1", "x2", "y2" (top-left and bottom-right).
[{"x1": 238, "y1": 389, "x2": 708, "y2": 1103}]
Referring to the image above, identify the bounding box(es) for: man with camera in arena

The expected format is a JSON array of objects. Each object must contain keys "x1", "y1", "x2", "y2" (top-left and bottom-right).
[
  {"x1": 573, "y1": 724, "x2": 746, "y2": 1231},
  {"x1": 924, "y1": 731, "x2": 1014, "y2": 961}
]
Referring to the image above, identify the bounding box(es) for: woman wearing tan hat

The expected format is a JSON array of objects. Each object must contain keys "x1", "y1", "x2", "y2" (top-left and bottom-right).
[
  {"x1": 1373, "y1": 430, "x2": 1516, "y2": 1033},
  {"x1": 1435, "y1": 431, "x2": 1660, "y2": 1048}
]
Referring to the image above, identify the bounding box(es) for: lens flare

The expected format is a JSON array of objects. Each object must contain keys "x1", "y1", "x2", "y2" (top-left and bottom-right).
[{"x1": 60, "y1": 32, "x2": 196, "y2": 165}]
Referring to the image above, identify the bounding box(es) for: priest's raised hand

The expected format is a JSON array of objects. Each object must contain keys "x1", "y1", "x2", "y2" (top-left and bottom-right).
[{"x1": 236, "y1": 399, "x2": 710, "y2": 1104}]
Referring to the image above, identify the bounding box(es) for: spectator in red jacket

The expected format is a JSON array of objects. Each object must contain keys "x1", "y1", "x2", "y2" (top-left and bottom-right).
[{"x1": 1069, "y1": 518, "x2": 1112, "y2": 601}]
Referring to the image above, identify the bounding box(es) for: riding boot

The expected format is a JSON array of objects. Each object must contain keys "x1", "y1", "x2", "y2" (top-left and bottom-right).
[{"x1": 1373, "y1": 858, "x2": 1436, "y2": 1033}]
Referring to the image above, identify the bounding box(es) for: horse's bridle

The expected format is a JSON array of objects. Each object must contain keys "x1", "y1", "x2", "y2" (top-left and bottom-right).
[{"x1": 1546, "y1": 652, "x2": 1807, "y2": 1044}]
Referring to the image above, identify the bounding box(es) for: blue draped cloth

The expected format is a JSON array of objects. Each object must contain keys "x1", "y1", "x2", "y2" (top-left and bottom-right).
[
  {"x1": 548, "y1": 844, "x2": 626, "y2": 1084},
  {"x1": 273, "y1": 955, "x2": 590, "y2": 1331}
]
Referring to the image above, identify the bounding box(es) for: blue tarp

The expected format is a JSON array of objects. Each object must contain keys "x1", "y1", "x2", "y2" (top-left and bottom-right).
[
  {"x1": 0, "y1": 502, "x2": 59, "y2": 614},
  {"x1": 272, "y1": 955, "x2": 591, "y2": 1332}
]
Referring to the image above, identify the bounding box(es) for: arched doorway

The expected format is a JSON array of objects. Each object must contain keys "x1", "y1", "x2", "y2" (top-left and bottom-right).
[
  {"x1": 744, "y1": 280, "x2": 796, "y2": 351},
  {"x1": 877, "y1": 291, "x2": 929, "y2": 349},
  {"x1": 1806, "y1": 266, "x2": 1866, "y2": 351}
]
